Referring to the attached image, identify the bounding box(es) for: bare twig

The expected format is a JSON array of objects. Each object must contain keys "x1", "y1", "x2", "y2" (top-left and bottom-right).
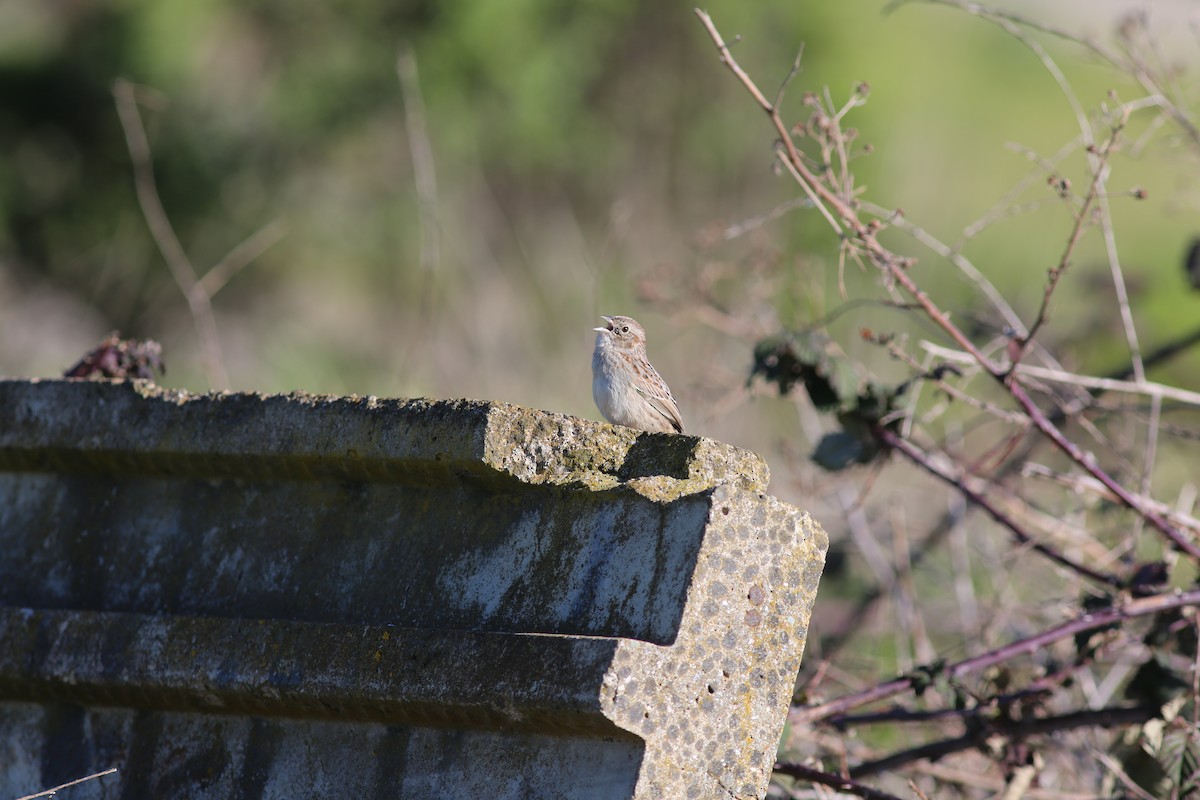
[
  {"x1": 851, "y1": 704, "x2": 1154, "y2": 777},
  {"x1": 113, "y1": 79, "x2": 228, "y2": 389},
  {"x1": 859, "y1": 194, "x2": 1078, "y2": 383},
  {"x1": 859, "y1": 195, "x2": 1023, "y2": 332},
  {"x1": 773, "y1": 44, "x2": 805, "y2": 112},
  {"x1": 772, "y1": 761, "x2": 906, "y2": 800},
  {"x1": 719, "y1": 196, "x2": 813, "y2": 241},
  {"x1": 396, "y1": 44, "x2": 441, "y2": 276},
  {"x1": 1022, "y1": 462, "x2": 1200, "y2": 535},
  {"x1": 1005, "y1": 379, "x2": 1200, "y2": 559},
  {"x1": 792, "y1": 587, "x2": 1200, "y2": 723},
  {"x1": 1093, "y1": 749, "x2": 1159, "y2": 800},
  {"x1": 885, "y1": 339, "x2": 1027, "y2": 426},
  {"x1": 199, "y1": 219, "x2": 287, "y2": 297},
  {"x1": 913, "y1": 761, "x2": 1103, "y2": 798},
  {"x1": 14, "y1": 767, "x2": 119, "y2": 800},
  {"x1": 394, "y1": 44, "x2": 443, "y2": 382},
  {"x1": 695, "y1": 8, "x2": 1001, "y2": 374},
  {"x1": 775, "y1": 145, "x2": 843, "y2": 235},
  {"x1": 1095, "y1": 177, "x2": 1145, "y2": 385},
  {"x1": 832, "y1": 678, "x2": 1063, "y2": 728},
  {"x1": 1019, "y1": 115, "x2": 1125, "y2": 360},
  {"x1": 695, "y1": 9, "x2": 1198, "y2": 557},
  {"x1": 1135, "y1": 392, "x2": 1163, "y2": 538},
  {"x1": 939, "y1": 0, "x2": 1166, "y2": 412},
  {"x1": 920, "y1": 341, "x2": 1200, "y2": 408},
  {"x1": 876, "y1": 425, "x2": 1121, "y2": 586}
]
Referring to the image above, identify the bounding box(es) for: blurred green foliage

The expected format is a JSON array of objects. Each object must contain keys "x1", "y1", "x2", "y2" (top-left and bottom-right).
[{"x1": 0, "y1": 0, "x2": 1197, "y2": 407}]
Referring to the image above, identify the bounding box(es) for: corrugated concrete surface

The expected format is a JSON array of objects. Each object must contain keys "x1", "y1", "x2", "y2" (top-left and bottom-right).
[{"x1": 0, "y1": 378, "x2": 827, "y2": 799}]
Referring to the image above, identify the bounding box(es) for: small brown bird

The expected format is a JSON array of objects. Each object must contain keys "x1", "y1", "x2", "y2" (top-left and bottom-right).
[{"x1": 591, "y1": 315, "x2": 684, "y2": 434}]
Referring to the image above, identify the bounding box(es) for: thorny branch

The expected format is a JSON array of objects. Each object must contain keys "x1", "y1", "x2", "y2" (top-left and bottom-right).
[
  {"x1": 694, "y1": 9, "x2": 1000, "y2": 373},
  {"x1": 771, "y1": 761, "x2": 907, "y2": 800},
  {"x1": 874, "y1": 425, "x2": 1122, "y2": 587},
  {"x1": 1017, "y1": 114, "x2": 1127, "y2": 362},
  {"x1": 848, "y1": 704, "x2": 1156, "y2": 778},
  {"x1": 691, "y1": 7, "x2": 1200, "y2": 794},
  {"x1": 895, "y1": 1, "x2": 1167, "y2": 388},
  {"x1": 1005, "y1": 378, "x2": 1200, "y2": 560},
  {"x1": 791, "y1": 587, "x2": 1200, "y2": 724},
  {"x1": 693, "y1": 8, "x2": 1200, "y2": 562}
]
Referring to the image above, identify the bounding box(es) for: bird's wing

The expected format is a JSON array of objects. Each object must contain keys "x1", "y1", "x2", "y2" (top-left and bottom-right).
[{"x1": 637, "y1": 372, "x2": 685, "y2": 433}]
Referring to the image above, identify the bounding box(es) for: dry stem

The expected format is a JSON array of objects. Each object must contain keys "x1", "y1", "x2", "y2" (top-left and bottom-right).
[
  {"x1": 693, "y1": 7, "x2": 1200, "y2": 561},
  {"x1": 14, "y1": 768, "x2": 118, "y2": 800}
]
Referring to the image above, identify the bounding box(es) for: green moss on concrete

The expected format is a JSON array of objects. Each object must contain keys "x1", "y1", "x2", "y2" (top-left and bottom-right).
[{"x1": 0, "y1": 380, "x2": 768, "y2": 500}]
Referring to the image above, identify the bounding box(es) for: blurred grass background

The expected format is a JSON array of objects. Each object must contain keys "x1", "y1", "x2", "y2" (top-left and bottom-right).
[
  {"x1": 4, "y1": 0, "x2": 1197, "y2": 412},
  {"x1": 2, "y1": 0, "x2": 1198, "y2": 555},
  {"x1": 4, "y1": 4, "x2": 1199, "y2": 495}
]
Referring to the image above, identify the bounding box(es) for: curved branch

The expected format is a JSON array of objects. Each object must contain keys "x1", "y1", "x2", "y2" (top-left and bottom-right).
[
  {"x1": 851, "y1": 704, "x2": 1155, "y2": 777},
  {"x1": 693, "y1": 7, "x2": 1200, "y2": 560},
  {"x1": 791, "y1": 587, "x2": 1200, "y2": 723},
  {"x1": 772, "y1": 762, "x2": 906, "y2": 800},
  {"x1": 113, "y1": 79, "x2": 228, "y2": 390},
  {"x1": 876, "y1": 425, "x2": 1121, "y2": 586}
]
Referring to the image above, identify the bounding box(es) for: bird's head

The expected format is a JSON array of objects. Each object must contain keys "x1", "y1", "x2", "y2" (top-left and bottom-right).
[{"x1": 594, "y1": 315, "x2": 646, "y2": 351}]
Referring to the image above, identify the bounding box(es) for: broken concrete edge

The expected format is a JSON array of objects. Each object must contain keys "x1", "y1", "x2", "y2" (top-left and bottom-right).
[
  {"x1": 0, "y1": 605, "x2": 639, "y2": 740},
  {"x1": 0, "y1": 378, "x2": 769, "y2": 499},
  {"x1": 596, "y1": 486, "x2": 829, "y2": 798}
]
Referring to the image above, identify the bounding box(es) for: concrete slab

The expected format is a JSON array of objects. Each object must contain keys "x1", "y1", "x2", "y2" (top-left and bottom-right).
[{"x1": 0, "y1": 379, "x2": 826, "y2": 799}]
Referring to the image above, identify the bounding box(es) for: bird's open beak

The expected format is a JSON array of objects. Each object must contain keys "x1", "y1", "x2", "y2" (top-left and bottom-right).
[{"x1": 593, "y1": 316, "x2": 614, "y2": 333}]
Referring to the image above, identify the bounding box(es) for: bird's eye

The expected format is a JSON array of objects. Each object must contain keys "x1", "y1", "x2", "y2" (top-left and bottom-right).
[{"x1": 621, "y1": 326, "x2": 630, "y2": 333}]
